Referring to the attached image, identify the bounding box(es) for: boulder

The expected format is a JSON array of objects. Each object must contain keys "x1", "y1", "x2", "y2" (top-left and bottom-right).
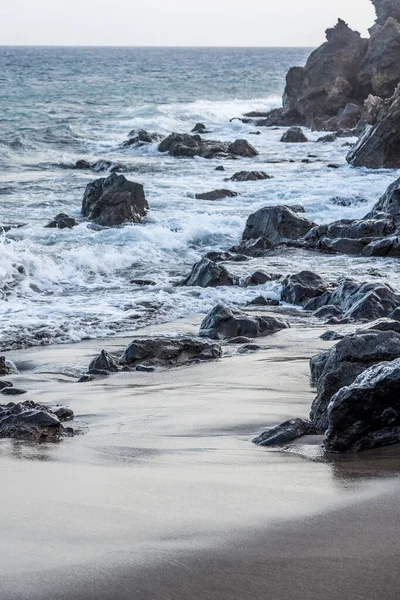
[
  {"x1": 324, "y1": 358, "x2": 400, "y2": 452},
  {"x1": 203, "y1": 250, "x2": 248, "y2": 263},
  {"x1": 253, "y1": 418, "x2": 318, "y2": 447},
  {"x1": 191, "y1": 123, "x2": 209, "y2": 133},
  {"x1": 0, "y1": 356, "x2": 17, "y2": 376},
  {"x1": 229, "y1": 171, "x2": 273, "y2": 182},
  {"x1": 234, "y1": 206, "x2": 316, "y2": 255},
  {"x1": 309, "y1": 329, "x2": 400, "y2": 429},
  {"x1": 245, "y1": 271, "x2": 278, "y2": 286},
  {"x1": 46, "y1": 213, "x2": 77, "y2": 229},
  {"x1": 281, "y1": 271, "x2": 329, "y2": 306},
  {"x1": 123, "y1": 130, "x2": 163, "y2": 146},
  {"x1": 247, "y1": 296, "x2": 280, "y2": 307},
  {"x1": 199, "y1": 304, "x2": 289, "y2": 340},
  {"x1": 88, "y1": 350, "x2": 120, "y2": 373},
  {"x1": 182, "y1": 258, "x2": 238, "y2": 287},
  {"x1": 158, "y1": 133, "x2": 258, "y2": 159},
  {"x1": 82, "y1": 173, "x2": 148, "y2": 226},
  {"x1": 120, "y1": 337, "x2": 222, "y2": 367},
  {"x1": 280, "y1": 127, "x2": 308, "y2": 143},
  {"x1": 0, "y1": 400, "x2": 74, "y2": 442},
  {"x1": 195, "y1": 189, "x2": 238, "y2": 201}
]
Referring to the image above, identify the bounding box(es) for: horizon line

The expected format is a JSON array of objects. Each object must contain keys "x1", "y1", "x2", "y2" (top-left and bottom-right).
[{"x1": 0, "y1": 44, "x2": 315, "y2": 49}]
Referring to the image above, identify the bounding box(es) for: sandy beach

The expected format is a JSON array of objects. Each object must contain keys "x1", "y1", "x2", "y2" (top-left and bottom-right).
[{"x1": 1, "y1": 317, "x2": 400, "y2": 599}]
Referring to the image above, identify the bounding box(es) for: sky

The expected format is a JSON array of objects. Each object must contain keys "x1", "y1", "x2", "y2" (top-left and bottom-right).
[{"x1": 0, "y1": 0, "x2": 376, "y2": 46}]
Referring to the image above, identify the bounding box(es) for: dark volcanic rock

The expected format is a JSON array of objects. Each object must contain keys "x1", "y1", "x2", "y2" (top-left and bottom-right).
[
  {"x1": 82, "y1": 173, "x2": 149, "y2": 226},
  {"x1": 120, "y1": 337, "x2": 222, "y2": 367},
  {"x1": 245, "y1": 271, "x2": 278, "y2": 286},
  {"x1": 0, "y1": 356, "x2": 17, "y2": 376},
  {"x1": 123, "y1": 130, "x2": 163, "y2": 146},
  {"x1": 182, "y1": 258, "x2": 238, "y2": 287},
  {"x1": 191, "y1": 123, "x2": 208, "y2": 133},
  {"x1": 203, "y1": 250, "x2": 248, "y2": 263},
  {"x1": 253, "y1": 418, "x2": 318, "y2": 447},
  {"x1": 247, "y1": 296, "x2": 280, "y2": 307},
  {"x1": 234, "y1": 206, "x2": 316, "y2": 255},
  {"x1": 281, "y1": 271, "x2": 329, "y2": 306},
  {"x1": 372, "y1": 0, "x2": 400, "y2": 25},
  {"x1": 46, "y1": 213, "x2": 77, "y2": 229},
  {"x1": 158, "y1": 133, "x2": 258, "y2": 159},
  {"x1": 195, "y1": 189, "x2": 238, "y2": 201},
  {"x1": 0, "y1": 400, "x2": 74, "y2": 442},
  {"x1": 309, "y1": 329, "x2": 400, "y2": 430},
  {"x1": 324, "y1": 358, "x2": 400, "y2": 452},
  {"x1": 280, "y1": 127, "x2": 308, "y2": 143},
  {"x1": 229, "y1": 171, "x2": 273, "y2": 182},
  {"x1": 88, "y1": 349, "x2": 120, "y2": 373},
  {"x1": 199, "y1": 304, "x2": 289, "y2": 340}
]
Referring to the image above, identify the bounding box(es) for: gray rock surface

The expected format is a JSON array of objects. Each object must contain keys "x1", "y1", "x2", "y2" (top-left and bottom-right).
[
  {"x1": 199, "y1": 304, "x2": 289, "y2": 340},
  {"x1": 182, "y1": 258, "x2": 238, "y2": 287},
  {"x1": 120, "y1": 337, "x2": 222, "y2": 366}
]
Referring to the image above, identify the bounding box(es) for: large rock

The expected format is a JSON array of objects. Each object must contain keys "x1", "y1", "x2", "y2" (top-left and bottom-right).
[
  {"x1": 372, "y1": 0, "x2": 400, "y2": 25},
  {"x1": 280, "y1": 127, "x2": 308, "y2": 143},
  {"x1": 253, "y1": 418, "x2": 317, "y2": 447},
  {"x1": 281, "y1": 271, "x2": 329, "y2": 306},
  {"x1": 120, "y1": 337, "x2": 222, "y2": 367},
  {"x1": 324, "y1": 358, "x2": 400, "y2": 452},
  {"x1": 366, "y1": 175, "x2": 400, "y2": 217},
  {"x1": 199, "y1": 304, "x2": 289, "y2": 340},
  {"x1": 182, "y1": 258, "x2": 238, "y2": 287},
  {"x1": 234, "y1": 206, "x2": 316, "y2": 255},
  {"x1": 82, "y1": 173, "x2": 149, "y2": 226},
  {"x1": 0, "y1": 400, "x2": 74, "y2": 442},
  {"x1": 309, "y1": 329, "x2": 400, "y2": 430},
  {"x1": 158, "y1": 133, "x2": 258, "y2": 159}
]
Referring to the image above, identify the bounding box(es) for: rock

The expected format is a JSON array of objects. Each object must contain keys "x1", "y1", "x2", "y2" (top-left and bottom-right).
[
  {"x1": 0, "y1": 356, "x2": 17, "y2": 376},
  {"x1": 1, "y1": 388, "x2": 27, "y2": 396},
  {"x1": 46, "y1": 213, "x2": 77, "y2": 229},
  {"x1": 309, "y1": 329, "x2": 400, "y2": 430},
  {"x1": 73, "y1": 159, "x2": 91, "y2": 169},
  {"x1": 280, "y1": 127, "x2": 308, "y2": 143},
  {"x1": 247, "y1": 296, "x2": 280, "y2": 307},
  {"x1": 0, "y1": 381, "x2": 13, "y2": 390},
  {"x1": 199, "y1": 304, "x2": 289, "y2": 340},
  {"x1": 135, "y1": 365, "x2": 155, "y2": 372},
  {"x1": 54, "y1": 407, "x2": 74, "y2": 421},
  {"x1": 131, "y1": 279, "x2": 157, "y2": 286},
  {"x1": 327, "y1": 163, "x2": 340, "y2": 168},
  {"x1": 336, "y1": 103, "x2": 362, "y2": 129},
  {"x1": 88, "y1": 349, "x2": 120, "y2": 373},
  {"x1": 195, "y1": 189, "x2": 238, "y2": 201},
  {"x1": 78, "y1": 375, "x2": 95, "y2": 383},
  {"x1": 320, "y1": 330, "x2": 345, "y2": 341},
  {"x1": 203, "y1": 251, "x2": 248, "y2": 263},
  {"x1": 182, "y1": 258, "x2": 238, "y2": 287},
  {"x1": 123, "y1": 130, "x2": 163, "y2": 146},
  {"x1": 234, "y1": 206, "x2": 316, "y2": 255},
  {"x1": 253, "y1": 418, "x2": 318, "y2": 447},
  {"x1": 314, "y1": 305, "x2": 343, "y2": 319},
  {"x1": 390, "y1": 307, "x2": 400, "y2": 320},
  {"x1": 317, "y1": 133, "x2": 337, "y2": 142},
  {"x1": 229, "y1": 171, "x2": 273, "y2": 182},
  {"x1": 226, "y1": 336, "x2": 254, "y2": 344},
  {"x1": 329, "y1": 279, "x2": 400, "y2": 321},
  {"x1": 73, "y1": 159, "x2": 124, "y2": 172},
  {"x1": 324, "y1": 358, "x2": 400, "y2": 452},
  {"x1": 87, "y1": 369, "x2": 112, "y2": 376},
  {"x1": 82, "y1": 173, "x2": 149, "y2": 226},
  {"x1": 237, "y1": 344, "x2": 262, "y2": 354},
  {"x1": 158, "y1": 133, "x2": 258, "y2": 159},
  {"x1": 191, "y1": 123, "x2": 209, "y2": 133},
  {"x1": 120, "y1": 337, "x2": 222, "y2": 367},
  {"x1": 281, "y1": 271, "x2": 329, "y2": 306},
  {"x1": 366, "y1": 175, "x2": 400, "y2": 217},
  {"x1": 0, "y1": 400, "x2": 74, "y2": 442},
  {"x1": 245, "y1": 271, "x2": 276, "y2": 286},
  {"x1": 215, "y1": 165, "x2": 225, "y2": 171},
  {"x1": 372, "y1": 0, "x2": 400, "y2": 25}
]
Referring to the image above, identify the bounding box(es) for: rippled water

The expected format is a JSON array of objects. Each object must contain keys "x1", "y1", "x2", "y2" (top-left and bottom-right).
[{"x1": 0, "y1": 46, "x2": 399, "y2": 350}]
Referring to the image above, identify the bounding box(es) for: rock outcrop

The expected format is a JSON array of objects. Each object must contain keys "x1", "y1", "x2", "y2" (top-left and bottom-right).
[
  {"x1": 82, "y1": 173, "x2": 149, "y2": 227},
  {"x1": 158, "y1": 133, "x2": 258, "y2": 159},
  {"x1": 199, "y1": 305, "x2": 289, "y2": 340}
]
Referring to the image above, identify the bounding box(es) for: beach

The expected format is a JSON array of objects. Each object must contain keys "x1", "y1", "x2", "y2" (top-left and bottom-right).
[{"x1": 1, "y1": 317, "x2": 400, "y2": 599}]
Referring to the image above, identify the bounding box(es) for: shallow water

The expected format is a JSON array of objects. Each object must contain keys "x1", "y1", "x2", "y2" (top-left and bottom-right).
[{"x1": 0, "y1": 46, "x2": 399, "y2": 350}]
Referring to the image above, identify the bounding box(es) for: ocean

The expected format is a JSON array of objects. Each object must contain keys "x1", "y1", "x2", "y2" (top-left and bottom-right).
[{"x1": 0, "y1": 46, "x2": 398, "y2": 350}]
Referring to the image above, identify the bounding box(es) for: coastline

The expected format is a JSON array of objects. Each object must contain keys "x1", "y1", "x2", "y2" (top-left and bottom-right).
[{"x1": 2, "y1": 317, "x2": 400, "y2": 598}]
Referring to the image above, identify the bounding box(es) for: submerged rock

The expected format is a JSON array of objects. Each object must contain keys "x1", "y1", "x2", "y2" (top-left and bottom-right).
[
  {"x1": 229, "y1": 171, "x2": 273, "y2": 182},
  {"x1": 123, "y1": 129, "x2": 162, "y2": 146},
  {"x1": 46, "y1": 213, "x2": 77, "y2": 229},
  {"x1": 195, "y1": 189, "x2": 238, "y2": 201},
  {"x1": 182, "y1": 258, "x2": 239, "y2": 287},
  {"x1": 280, "y1": 127, "x2": 308, "y2": 143},
  {"x1": 120, "y1": 337, "x2": 222, "y2": 367},
  {"x1": 0, "y1": 400, "x2": 74, "y2": 442},
  {"x1": 199, "y1": 304, "x2": 289, "y2": 340},
  {"x1": 82, "y1": 173, "x2": 149, "y2": 227},
  {"x1": 325, "y1": 358, "x2": 400, "y2": 452},
  {"x1": 158, "y1": 133, "x2": 258, "y2": 159}
]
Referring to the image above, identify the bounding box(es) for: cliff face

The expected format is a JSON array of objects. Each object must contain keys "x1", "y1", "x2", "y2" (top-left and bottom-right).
[{"x1": 261, "y1": 1, "x2": 400, "y2": 130}]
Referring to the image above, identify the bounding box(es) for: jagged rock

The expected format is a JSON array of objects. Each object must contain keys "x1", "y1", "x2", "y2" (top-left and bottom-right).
[
  {"x1": 123, "y1": 130, "x2": 163, "y2": 146},
  {"x1": 324, "y1": 358, "x2": 400, "y2": 452},
  {"x1": 46, "y1": 213, "x2": 77, "y2": 229},
  {"x1": 253, "y1": 418, "x2": 318, "y2": 447},
  {"x1": 366, "y1": 175, "x2": 400, "y2": 216},
  {"x1": 233, "y1": 206, "x2": 316, "y2": 255},
  {"x1": 281, "y1": 271, "x2": 329, "y2": 306},
  {"x1": 229, "y1": 171, "x2": 273, "y2": 182},
  {"x1": 372, "y1": 0, "x2": 400, "y2": 25},
  {"x1": 203, "y1": 251, "x2": 248, "y2": 263},
  {"x1": 73, "y1": 159, "x2": 124, "y2": 173},
  {"x1": 280, "y1": 127, "x2": 308, "y2": 143},
  {"x1": 0, "y1": 400, "x2": 74, "y2": 442},
  {"x1": 182, "y1": 258, "x2": 238, "y2": 287},
  {"x1": 309, "y1": 329, "x2": 400, "y2": 429},
  {"x1": 82, "y1": 173, "x2": 148, "y2": 226},
  {"x1": 120, "y1": 337, "x2": 222, "y2": 366},
  {"x1": 158, "y1": 133, "x2": 258, "y2": 159},
  {"x1": 88, "y1": 349, "x2": 120, "y2": 373},
  {"x1": 314, "y1": 305, "x2": 343, "y2": 319},
  {"x1": 195, "y1": 189, "x2": 238, "y2": 201},
  {"x1": 0, "y1": 356, "x2": 17, "y2": 376},
  {"x1": 199, "y1": 304, "x2": 289, "y2": 340},
  {"x1": 245, "y1": 271, "x2": 278, "y2": 286}
]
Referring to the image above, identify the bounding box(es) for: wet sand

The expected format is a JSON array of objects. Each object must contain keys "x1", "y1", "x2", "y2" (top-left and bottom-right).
[{"x1": 1, "y1": 318, "x2": 400, "y2": 599}]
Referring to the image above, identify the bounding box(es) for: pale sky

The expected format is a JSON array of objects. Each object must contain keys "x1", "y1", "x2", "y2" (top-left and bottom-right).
[{"x1": 0, "y1": 0, "x2": 376, "y2": 46}]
